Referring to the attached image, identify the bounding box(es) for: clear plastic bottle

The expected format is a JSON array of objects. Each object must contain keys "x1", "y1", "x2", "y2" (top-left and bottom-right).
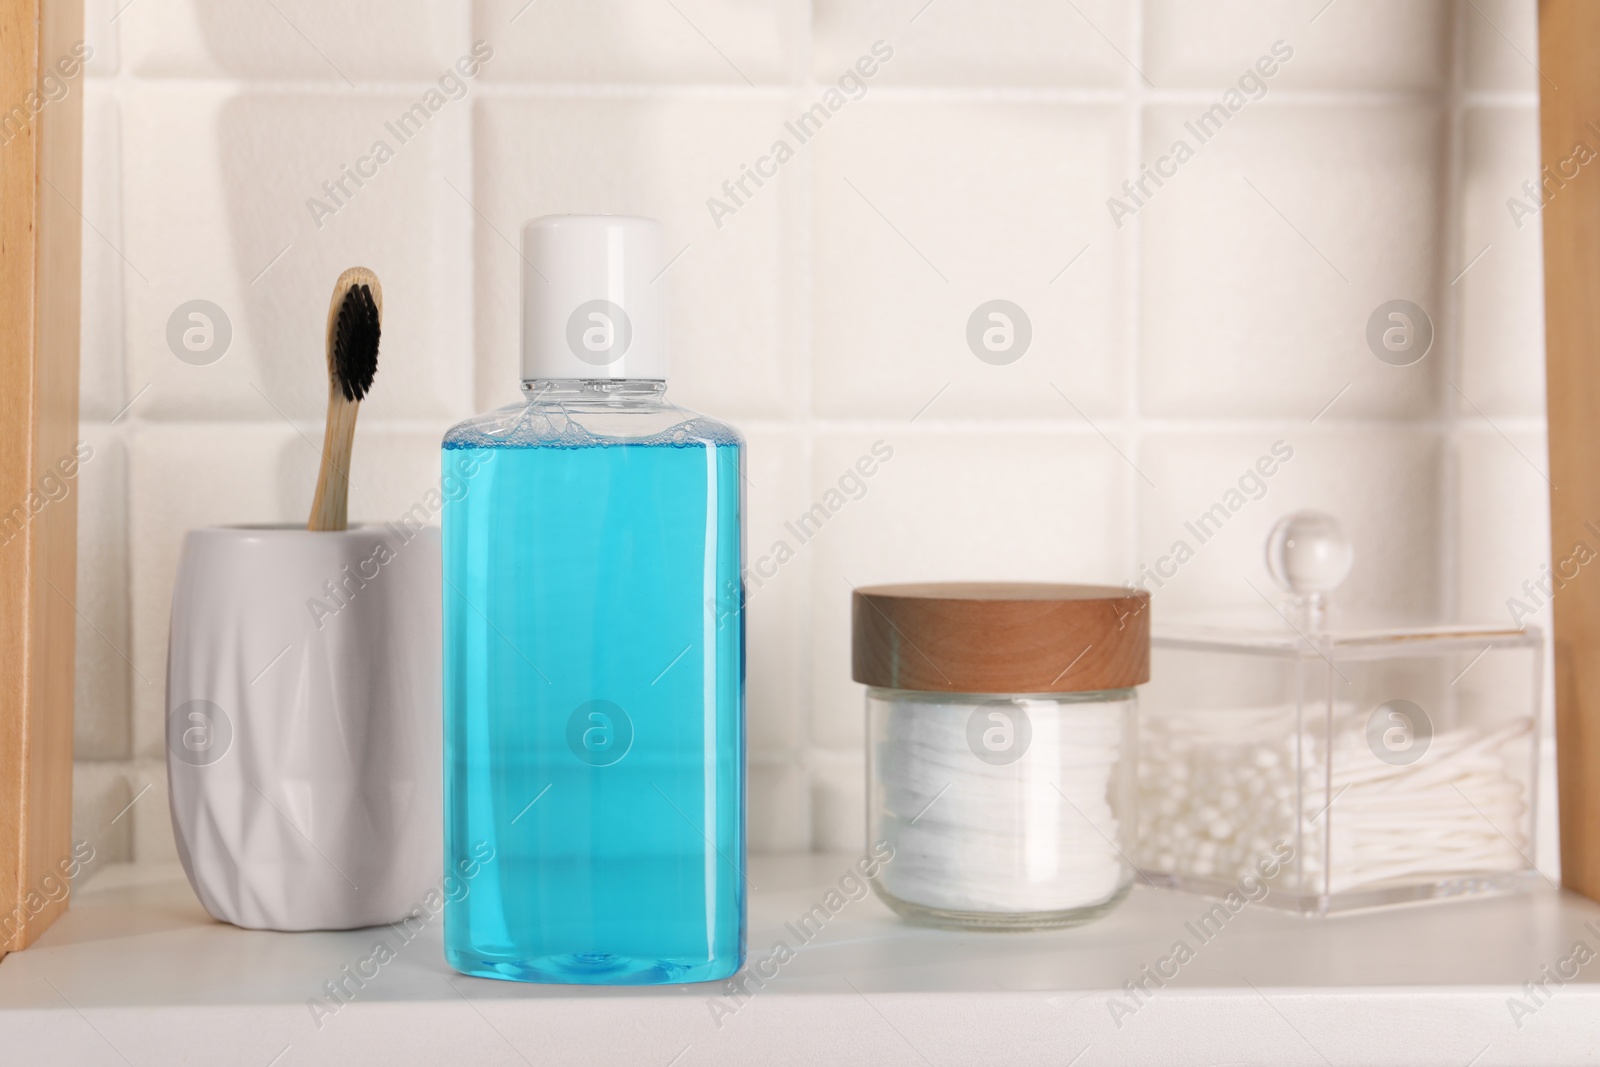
[{"x1": 442, "y1": 216, "x2": 745, "y2": 984}]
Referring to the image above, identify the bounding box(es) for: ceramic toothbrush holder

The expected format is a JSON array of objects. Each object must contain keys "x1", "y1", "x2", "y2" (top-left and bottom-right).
[{"x1": 166, "y1": 524, "x2": 441, "y2": 931}]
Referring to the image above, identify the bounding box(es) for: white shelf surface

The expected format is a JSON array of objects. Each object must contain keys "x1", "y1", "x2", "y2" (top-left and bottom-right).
[{"x1": 4, "y1": 855, "x2": 1600, "y2": 1065}]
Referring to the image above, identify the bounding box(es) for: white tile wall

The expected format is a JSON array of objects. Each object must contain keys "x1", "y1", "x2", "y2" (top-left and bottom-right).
[
  {"x1": 1139, "y1": 102, "x2": 1444, "y2": 418},
  {"x1": 478, "y1": 0, "x2": 808, "y2": 85},
  {"x1": 743, "y1": 429, "x2": 809, "y2": 752},
  {"x1": 79, "y1": 87, "x2": 124, "y2": 423},
  {"x1": 1455, "y1": 427, "x2": 1549, "y2": 625},
  {"x1": 120, "y1": 87, "x2": 475, "y2": 423},
  {"x1": 74, "y1": 1, "x2": 1554, "y2": 864},
  {"x1": 120, "y1": 0, "x2": 467, "y2": 80},
  {"x1": 1463, "y1": 0, "x2": 1538, "y2": 93},
  {"x1": 81, "y1": 0, "x2": 120, "y2": 77},
  {"x1": 812, "y1": 0, "x2": 1135, "y2": 87},
  {"x1": 73, "y1": 427, "x2": 129, "y2": 761},
  {"x1": 812, "y1": 100, "x2": 1126, "y2": 418},
  {"x1": 1459, "y1": 104, "x2": 1544, "y2": 417},
  {"x1": 1143, "y1": 0, "x2": 1450, "y2": 90},
  {"x1": 69, "y1": 761, "x2": 131, "y2": 873}
]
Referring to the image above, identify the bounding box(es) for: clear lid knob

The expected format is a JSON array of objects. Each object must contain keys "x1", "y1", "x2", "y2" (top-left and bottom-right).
[{"x1": 1265, "y1": 510, "x2": 1352, "y2": 632}]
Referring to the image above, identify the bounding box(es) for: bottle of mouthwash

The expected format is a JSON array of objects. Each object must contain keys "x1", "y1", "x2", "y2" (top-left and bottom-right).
[{"x1": 441, "y1": 215, "x2": 744, "y2": 985}]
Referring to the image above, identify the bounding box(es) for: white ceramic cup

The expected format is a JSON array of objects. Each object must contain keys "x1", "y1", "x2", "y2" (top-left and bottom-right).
[{"x1": 166, "y1": 523, "x2": 441, "y2": 931}]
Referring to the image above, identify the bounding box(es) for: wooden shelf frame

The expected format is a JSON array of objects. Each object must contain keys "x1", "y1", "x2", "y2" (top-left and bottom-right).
[
  {"x1": 0, "y1": 0, "x2": 84, "y2": 959},
  {"x1": 1540, "y1": 0, "x2": 1600, "y2": 903}
]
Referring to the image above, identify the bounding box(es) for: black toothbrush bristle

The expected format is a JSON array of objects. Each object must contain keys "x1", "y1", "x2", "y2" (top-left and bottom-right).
[{"x1": 334, "y1": 283, "x2": 380, "y2": 402}]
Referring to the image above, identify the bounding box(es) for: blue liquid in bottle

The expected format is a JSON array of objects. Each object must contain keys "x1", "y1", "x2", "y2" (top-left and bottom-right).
[
  {"x1": 442, "y1": 214, "x2": 744, "y2": 985},
  {"x1": 442, "y1": 398, "x2": 744, "y2": 984}
]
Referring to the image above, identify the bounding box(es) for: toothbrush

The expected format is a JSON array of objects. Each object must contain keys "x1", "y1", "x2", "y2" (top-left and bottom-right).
[{"x1": 308, "y1": 267, "x2": 382, "y2": 532}]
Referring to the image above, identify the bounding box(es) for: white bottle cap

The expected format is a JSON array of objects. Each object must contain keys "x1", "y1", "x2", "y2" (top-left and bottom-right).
[{"x1": 520, "y1": 214, "x2": 668, "y2": 381}]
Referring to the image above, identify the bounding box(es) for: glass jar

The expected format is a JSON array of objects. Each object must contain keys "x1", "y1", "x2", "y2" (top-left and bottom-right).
[{"x1": 853, "y1": 582, "x2": 1149, "y2": 930}]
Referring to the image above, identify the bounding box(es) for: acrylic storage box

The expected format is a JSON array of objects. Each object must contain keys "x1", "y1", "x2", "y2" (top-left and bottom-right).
[{"x1": 1136, "y1": 621, "x2": 1542, "y2": 915}]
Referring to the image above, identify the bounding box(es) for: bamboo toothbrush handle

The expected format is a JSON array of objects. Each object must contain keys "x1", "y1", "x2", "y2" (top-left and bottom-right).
[
  {"x1": 308, "y1": 266, "x2": 382, "y2": 532},
  {"x1": 308, "y1": 386, "x2": 360, "y2": 531}
]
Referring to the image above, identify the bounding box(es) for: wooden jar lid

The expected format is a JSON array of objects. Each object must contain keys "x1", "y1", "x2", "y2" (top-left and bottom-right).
[{"x1": 851, "y1": 582, "x2": 1150, "y2": 694}]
